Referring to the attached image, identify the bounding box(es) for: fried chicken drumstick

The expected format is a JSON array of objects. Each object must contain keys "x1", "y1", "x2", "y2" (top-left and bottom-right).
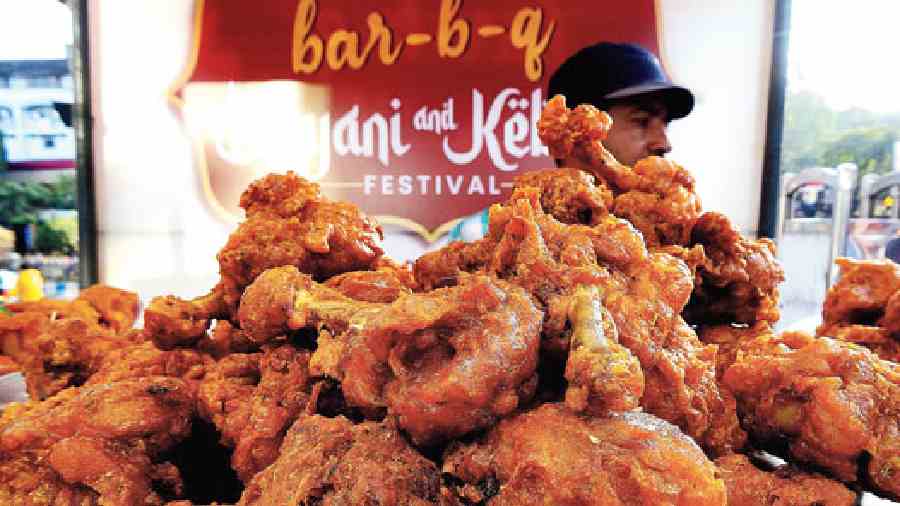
[
  {"x1": 723, "y1": 329, "x2": 900, "y2": 499},
  {"x1": 537, "y1": 94, "x2": 784, "y2": 327},
  {"x1": 237, "y1": 266, "x2": 543, "y2": 446}
]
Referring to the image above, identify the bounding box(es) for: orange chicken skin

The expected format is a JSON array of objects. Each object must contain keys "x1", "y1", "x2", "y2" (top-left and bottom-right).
[
  {"x1": 337, "y1": 274, "x2": 543, "y2": 446},
  {"x1": 323, "y1": 257, "x2": 416, "y2": 303},
  {"x1": 217, "y1": 172, "x2": 384, "y2": 313},
  {"x1": 715, "y1": 453, "x2": 857, "y2": 506},
  {"x1": 237, "y1": 416, "x2": 448, "y2": 506},
  {"x1": 685, "y1": 211, "x2": 784, "y2": 325},
  {"x1": 75, "y1": 284, "x2": 141, "y2": 334},
  {"x1": 196, "y1": 344, "x2": 313, "y2": 482},
  {"x1": 442, "y1": 404, "x2": 726, "y2": 506},
  {"x1": 723, "y1": 330, "x2": 900, "y2": 499},
  {"x1": 415, "y1": 188, "x2": 744, "y2": 456},
  {"x1": 537, "y1": 95, "x2": 783, "y2": 327},
  {"x1": 18, "y1": 318, "x2": 145, "y2": 400},
  {"x1": 237, "y1": 266, "x2": 545, "y2": 446},
  {"x1": 0, "y1": 376, "x2": 195, "y2": 505},
  {"x1": 816, "y1": 257, "x2": 900, "y2": 362},
  {"x1": 537, "y1": 94, "x2": 702, "y2": 247}
]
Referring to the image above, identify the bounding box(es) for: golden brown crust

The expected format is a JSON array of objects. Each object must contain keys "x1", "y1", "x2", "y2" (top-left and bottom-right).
[
  {"x1": 217, "y1": 172, "x2": 384, "y2": 312},
  {"x1": 723, "y1": 330, "x2": 900, "y2": 499},
  {"x1": 238, "y1": 416, "x2": 445, "y2": 506},
  {"x1": 715, "y1": 453, "x2": 857, "y2": 506},
  {"x1": 442, "y1": 404, "x2": 727, "y2": 506}
]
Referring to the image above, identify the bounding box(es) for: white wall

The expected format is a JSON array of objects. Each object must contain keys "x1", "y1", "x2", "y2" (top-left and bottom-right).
[
  {"x1": 660, "y1": 0, "x2": 775, "y2": 237},
  {"x1": 89, "y1": 0, "x2": 775, "y2": 301}
]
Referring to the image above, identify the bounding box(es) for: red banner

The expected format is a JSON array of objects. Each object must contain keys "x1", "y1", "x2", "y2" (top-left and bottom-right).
[{"x1": 170, "y1": 0, "x2": 659, "y2": 240}]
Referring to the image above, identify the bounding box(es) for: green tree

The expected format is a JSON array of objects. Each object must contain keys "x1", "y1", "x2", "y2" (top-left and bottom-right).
[
  {"x1": 780, "y1": 89, "x2": 899, "y2": 176},
  {"x1": 820, "y1": 127, "x2": 897, "y2": 177}
]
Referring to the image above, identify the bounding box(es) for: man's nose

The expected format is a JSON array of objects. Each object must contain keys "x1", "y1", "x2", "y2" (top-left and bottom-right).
[{"x1": 648, "y1": 122, "x2": 672, "y2": 157}]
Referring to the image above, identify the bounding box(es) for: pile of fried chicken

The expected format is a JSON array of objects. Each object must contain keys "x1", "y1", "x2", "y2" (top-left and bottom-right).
[{"x1": 0, "y1": 95, "x2": 896, "y2": 506}]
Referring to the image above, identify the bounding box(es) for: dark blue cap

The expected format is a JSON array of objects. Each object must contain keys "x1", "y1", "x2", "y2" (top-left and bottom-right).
[{"x1": 547, "y1": 42, "x2": 694, "y2": 120}]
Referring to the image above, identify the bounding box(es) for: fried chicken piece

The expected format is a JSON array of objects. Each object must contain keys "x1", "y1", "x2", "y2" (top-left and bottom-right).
[
  {"x1": 537, "y1": 96, "x2": 782, "y2": 326},
  {"x1": 86, "y1": 341, "x2": 210, "y2": 389},
  {"x1": 19, "y1": 318, "x2": 145, "y2": 400},
  {"x1": 324, "y1": 258, "x2": 416, "y2": 303},
  {"x1": 237, "y1": 265, "x2": 377, "y2": 344},
  {"x1": 815, "y1": 258, "x2": 900, "y2": 362},
  {"x1": 685, "y1": 211, "x2": 784, "y2": 325},
  {"x1": 0, "y1": 299, "x2": 100, "y2": 368},
  {"x1": 0, "y1": 452, "x2": 100, "y2": 504},
  {"x1": 238, "y1": 415, "x2": 446, "y2": 505},
  {"x1": 195, "y1": 319, "x2": 259, "y2": 358},
  {"x1": 217, "y1": 172, "x2": 384, "y2": 312},
  {"x1": 76, "y1": 284, "x2": 140, "y2": 333},
  {"x1": 511, "y1": 168, "x2": 614, "y2": 226},
  {"x1": 563, "y1": 284, "x2": 643, "y2": 415},
  {"x1": 537, "y1": 94, "x2": 702, "y2": 247},
  {"x1": 416, "y1": 188, "x2": 745, "y2": 455},
  {"x1": 715, "y1": 453, "x2": 857, "y2": 506},
  {"x1": 335, "y1": 275, "x2": 543, "y2": 445},
  {"x1": 697, "y1": 321, "x2": 774, "y2": 379},
  {"x1": 723, "y1": 330, "x2": 900, "y2": 499},
  {"x1": 0, "y1": 376, "x2": 195, "y2": 505},
  {"x1": 442, "y1": 404, "x2": 726, "y2": 505},
  {"x1": 0, "y1": 356, "x2": 17, "y2": 376},
  {"x1": 239, "y1": 265, "x2": 545, "y2": 445},
  {"x1": 816, "y1": 324, "x2": 900, "y2": 363},
  {"x1": 196, "y1": 344, "x2": 313, "y2": 482},
  {"x1": 822, "y1": 258, "x2": 900, "y2": 326},
  {"x1": 144, "y1": 284, "x2": 229, "y2": 350}
]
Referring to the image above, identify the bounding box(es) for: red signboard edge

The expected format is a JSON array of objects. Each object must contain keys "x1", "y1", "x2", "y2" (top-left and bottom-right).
[{"x1": 166, "y1": 0, "x2": 671, "y2": 242}]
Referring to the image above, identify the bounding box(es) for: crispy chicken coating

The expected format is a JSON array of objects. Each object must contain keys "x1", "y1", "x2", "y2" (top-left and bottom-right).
[
  {"x1": 723, "y1": 330, "x2": 900, "y2": 499},
  {"x1": 338, "y1": 274, "x2": 543, "y2": 446},
  {"x1": 238, "y1": 416, "x2": 446, "y2": 505},
  {"x1": 686, "y1": 211, "x2": 784, "y2": 325},
  {"x1": 537, "y1": 95, "x2": 783, "y2": 327},
  {"x1": 415, "y1": 188, "x2": 744, "y2": 455},
  {"x1": 18, "y1": 318, "x2": 145, "y2": 400},
  {"x1": 697, "y1": 321, "x2": 774, "y2": 379},
  {"x1": 715, "y1": 453, "x2": 857, "y2": 506},
  {"x1": 324, "y1": 258, "x2": 416, "y2": 303},
  {"x1": 816, "y1": 258, "x2": 900, "y2": 362},
  {"x1": 238, "y1": 266, "x2": 544, "y2": 446},
  {"x1": 236, "y1": 266, "x2": 374, "y2": 344},
  {"x1": 86, "y1": 341, "x2": 210, "y2": 389},
  {"x1": 196, "y1": 345, "x2": 313, "y2": 482},
  {"x1": 442, "y1": 404, "x2": 726, "y2": 505},
  {"x1": 217, "y1": 172, "x2": 384, "y2": 312},
  {"x1": 0, "y1": 285, "x2": 140, "y2": 372},
  {"x1": 0, "y1": 376, "x2": 195, "y2": 505},
  {"x1": 143, "y1": 284, "x2": 229, "y2": 350},
  {"x1": 562, "y1": 284, "x2": 643, "y2": 415},
  {"x1": 75, "y1": 284, "x2": 140, "y2": 334},
  {"x1": 537, "y1": 94, "x2": 702, "y2": 247},
  {"x1": 511, "y1": 168, "x2": 614, "y2": 226}
]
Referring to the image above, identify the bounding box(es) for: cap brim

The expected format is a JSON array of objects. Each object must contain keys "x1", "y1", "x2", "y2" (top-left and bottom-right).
[{"x1": 604, "y1": 82, "x2": 695, "y2": 120}]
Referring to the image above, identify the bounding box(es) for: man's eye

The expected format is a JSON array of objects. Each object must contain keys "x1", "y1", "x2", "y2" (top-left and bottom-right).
[{"x1": 633, "y1": 116, "x2": 650, "y2": 128}]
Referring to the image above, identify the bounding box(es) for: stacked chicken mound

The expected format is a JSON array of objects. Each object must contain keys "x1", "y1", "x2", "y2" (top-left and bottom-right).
[{"x1": 0, "y1": 96, "x2": 895, "y2": 506}]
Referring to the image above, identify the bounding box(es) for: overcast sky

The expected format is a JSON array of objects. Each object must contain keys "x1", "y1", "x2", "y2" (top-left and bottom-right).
[
  {"x1": 0, "y1": 0, "x2": 73, "y2": 60},
  {"x1": 788, "y1": 0, "x2": 900, "y2": 113}
]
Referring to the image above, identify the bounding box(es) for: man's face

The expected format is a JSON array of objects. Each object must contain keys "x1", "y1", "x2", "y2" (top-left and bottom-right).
[{"x1": 602, "y1": 99, "x2": 672, "y2": 166}]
